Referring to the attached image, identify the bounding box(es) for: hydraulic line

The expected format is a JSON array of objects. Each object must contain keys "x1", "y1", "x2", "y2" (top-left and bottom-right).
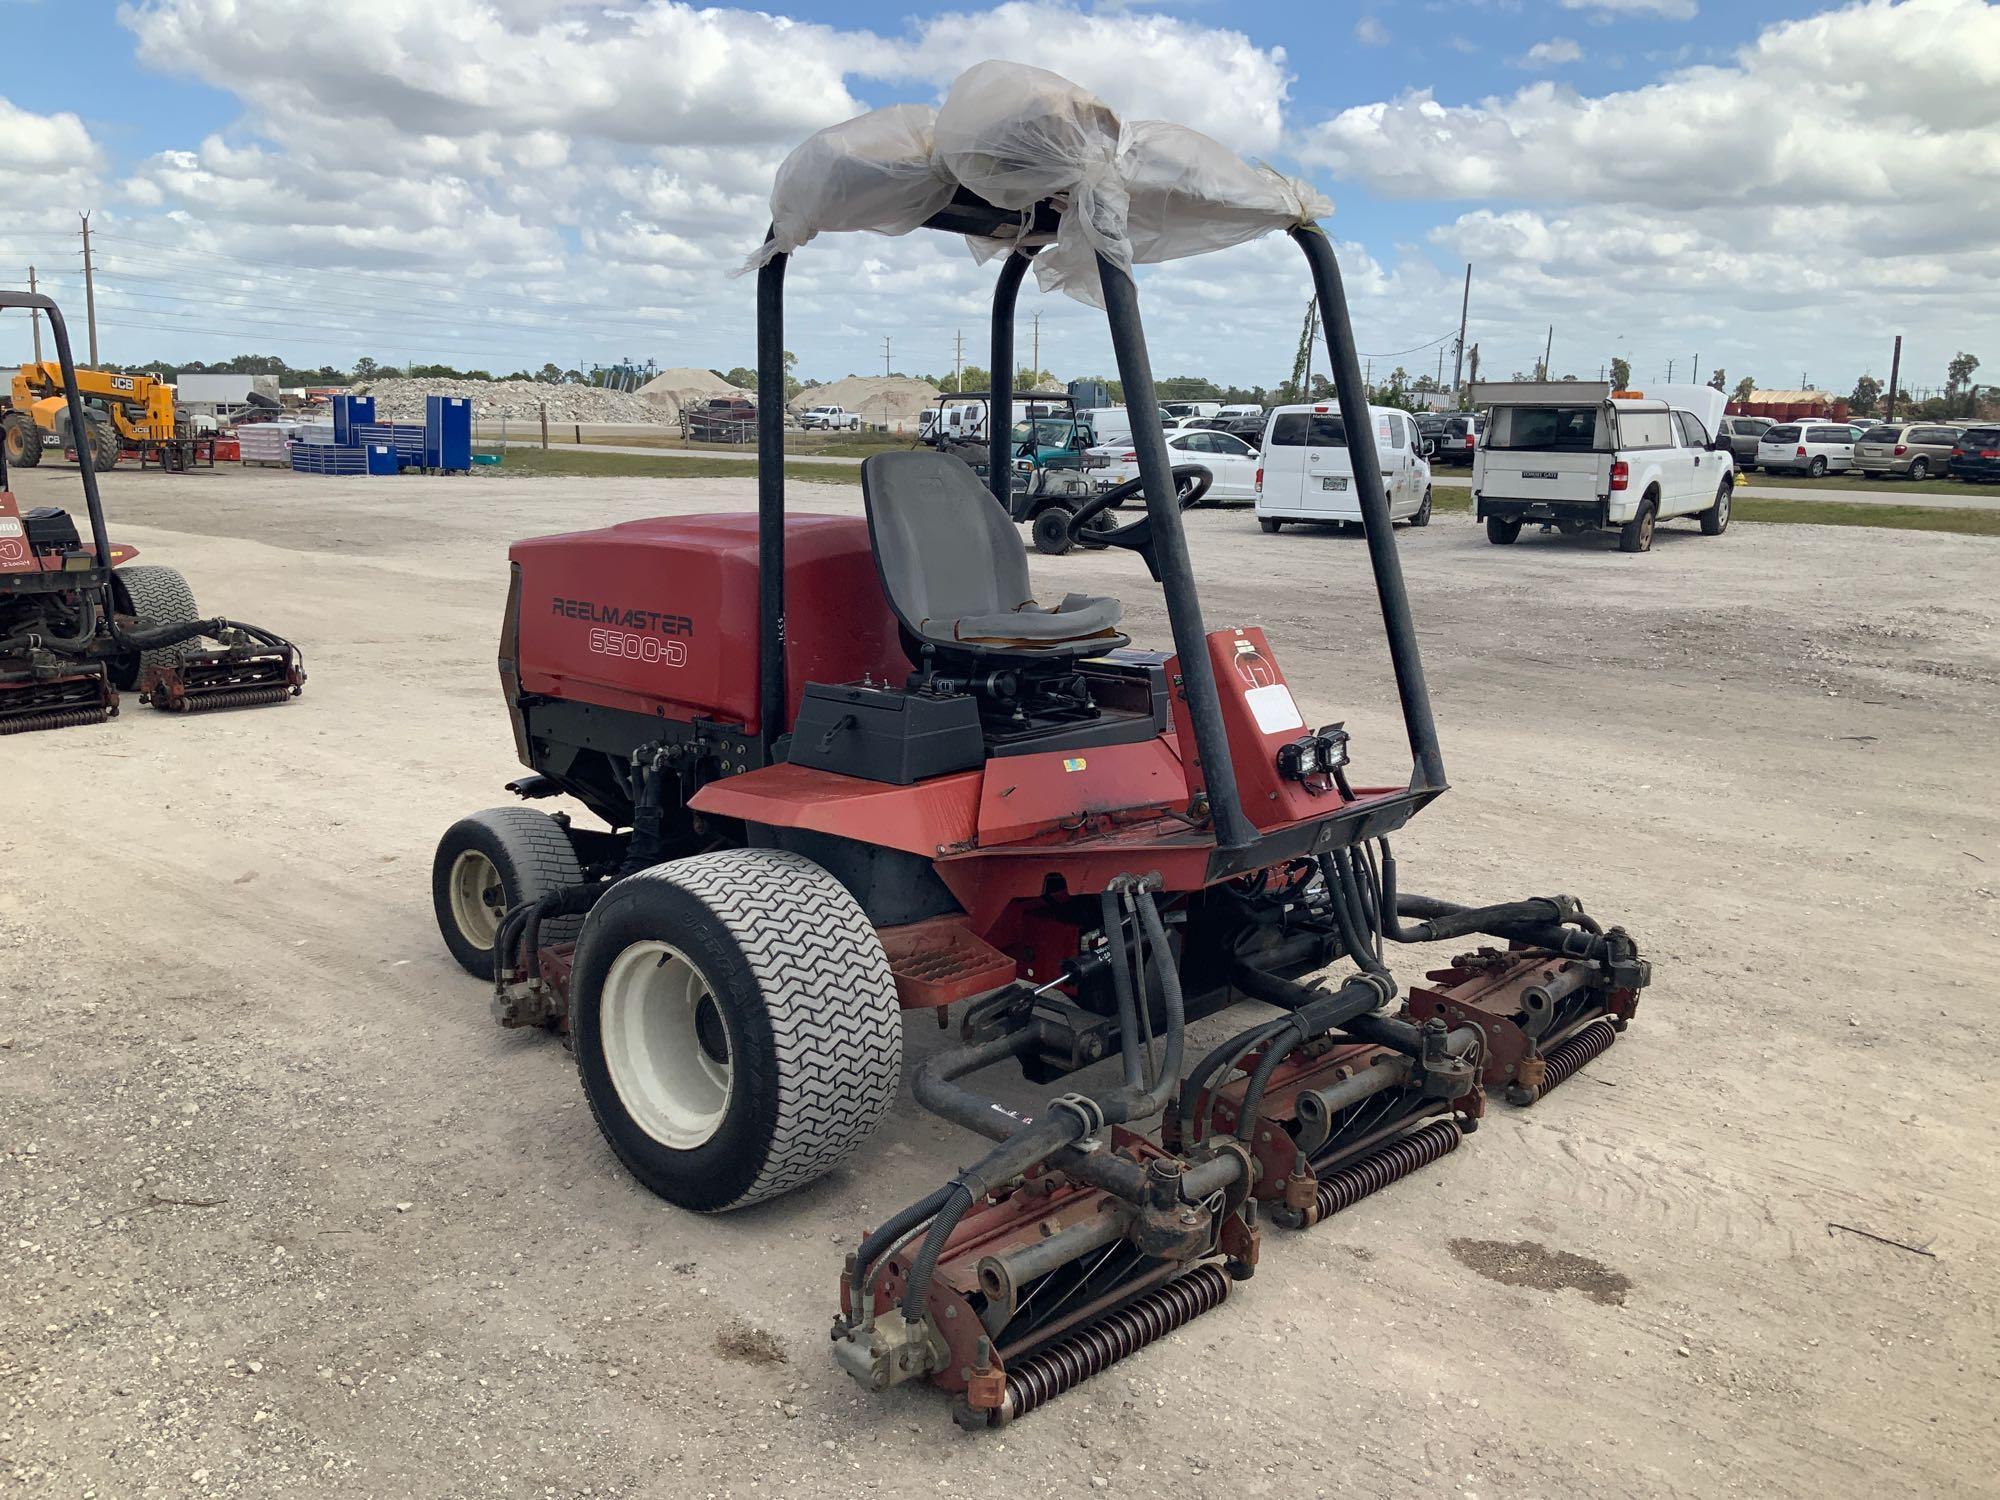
[
  {"x1": 1100, "y1": 889, "x2": 1145, "y2": 1093},
  {"x1": 897, "y1": 886, "x2": 1191, "y2": 1323}
]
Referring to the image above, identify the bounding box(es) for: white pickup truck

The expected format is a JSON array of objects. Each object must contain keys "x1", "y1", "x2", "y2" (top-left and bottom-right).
[
  {"x1": 1471, "y1": 382, "x2": 1734, "y2": 552},
  {"x1": 798, "y1": 404, "x2": 862, "y2": 431}
]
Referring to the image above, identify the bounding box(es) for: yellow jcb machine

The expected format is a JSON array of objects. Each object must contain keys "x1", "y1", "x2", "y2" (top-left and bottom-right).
[{"x1": 2, "y1": 363, "x2": 202, "y2": 472}]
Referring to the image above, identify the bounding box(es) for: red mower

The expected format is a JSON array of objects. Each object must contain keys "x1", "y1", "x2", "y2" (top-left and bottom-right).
[
  {"x1": 432, "y1": 74, "x2": 1649, "y2": 1428},
  {"x1": 0, "y1": 293, "x2": 305, "y2": 734}
]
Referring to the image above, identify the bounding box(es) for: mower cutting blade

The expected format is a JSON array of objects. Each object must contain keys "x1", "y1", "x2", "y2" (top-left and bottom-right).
[
  {"x1": 1178, "y1": 1034, "x2": 1481, "y2": 1231},
  {"x1": 140, "y1": 641, "x2": 304, "y2": 714},
  {"x1": 1407, "y1": 946, "x2": 1640, "y2": 1105},
  {"x1": 0, "y1": 664, "x2": 116, "y2": 735},
  {"x1": 835, "y1": 1130, "x2": 1254, "y2": 1429}
]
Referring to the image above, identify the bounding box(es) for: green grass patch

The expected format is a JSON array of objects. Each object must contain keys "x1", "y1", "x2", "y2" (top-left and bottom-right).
[
  {"x1": 487, "y1": 447, "x2": 858, "y2": 485},
  {"x1": 1738, "y1": 471, "x2": 1982, "y2": 498},
  {"x1": 1731, "y1": 498, "x2": 2000, "y2": 536}
]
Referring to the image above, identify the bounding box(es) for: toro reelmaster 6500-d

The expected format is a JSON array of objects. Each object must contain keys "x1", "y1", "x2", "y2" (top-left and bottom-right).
[
  {"x1": 432, "y1": 68, "x2": 1650, "y2": 1428},
  {"x1": 0, "y1": 292, "x2": 304, "y2": 733}
]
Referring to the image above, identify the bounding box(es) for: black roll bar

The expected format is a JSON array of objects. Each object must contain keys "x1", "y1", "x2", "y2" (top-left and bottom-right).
[
  {"x1": 986, "y1": 250, "x2": 1035, "y2": 510},
  {"x1": 0, "y1": 291, "x2": 112, "y2": 569},
  {"x1": 755, "y1": 248, "x2": 788, "y2": 755},
  {"x1": 749, "y1": 207, "x2": 1445, "y2": 839},
  {"x1": 1291, "y1": 225, "x2": 1446, "y2": 793},
  {"x1": 1094, "y1": 255, "x2": 1257, "y2": 852}
]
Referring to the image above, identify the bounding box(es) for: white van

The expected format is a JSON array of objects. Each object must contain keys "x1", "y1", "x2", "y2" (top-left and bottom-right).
[
  {"x1": 1471, "y1": 381, "x2": 1733, "y2": 552},
  {"x1": 1254, "y1": 403, "x2": 1434, "y2": 532},
  {"x1": 1080, "y1": 406, "x2": 1174, "y2": 448}
]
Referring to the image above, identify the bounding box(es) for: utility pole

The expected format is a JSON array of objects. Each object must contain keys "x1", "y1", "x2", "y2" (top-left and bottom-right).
[
  {"x1": 1542, "y1": 325, "x2": 1553, "y2": 380},
  {"x1": 27, "y1": 266, "x2": 42, "y2": 364},
  {"x1": 1667, "y1": 360, "x2": 1676, "y2": 383},
  {"x1": 1450, "y1": 264, "x2": 1471, "y2": 400},
  {"x1": 1031, "y1": 310, "x2": 1041, "y2": 381},
  {"x1": 1886, "y1": 334, "x2": 1903, "y2": 421},
  {"x1": 953, "y1": 329, "x2": 963, "y2": 393},
  {"x1": 1692, "y1": 354, "x2": 1700, "y2": 385},
  {"x1": 882, "y1": 337, "x2": 891, "y2": 379},
  {"x1": 80, "y1": 213, "x2": 99, "y2": 365}
]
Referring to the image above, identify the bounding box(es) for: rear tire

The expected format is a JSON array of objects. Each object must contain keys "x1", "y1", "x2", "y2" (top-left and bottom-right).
[
  {"x1": 432, "y1": 807, "x2": 586, "y2": 979},
  {"x1": 569, "y1": 849, "x2": 902, "y2": 1211},
  {"x1": 1485, "y1": 516, "x2": 1521, "y2": 545},
  {"x1": 1808, "y1": 456, "x2": 1827, "y2": 478},
  {"x1": 1909, "y1": 458, "x2": 1929, "y2": 480},
  {"x1": 1699, "y1": 479, "x2": 1732, "y2": 536},
  {"x1": 1030, "y1": 505, "x2": 1075, "y2": 555},
  {"x1": 1619, "y1": 495, "x2": 1658, "y2": 553},
  {"x1": 2, "y1": 412, "x2": 40, "y2": 469},
  {"x1": 109, "y1": 564, "x2": 199, "y2": 690},
  {"x1": 1259, "y1": 517, "x2": 1283, "y2": 534}
]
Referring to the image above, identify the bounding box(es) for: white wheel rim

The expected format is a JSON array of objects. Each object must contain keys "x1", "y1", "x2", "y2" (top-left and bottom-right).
[
  {"x1": 600, "y1": 940, "x2": 733, "y2": 1150},
  {"x1": 1718, "y1": 490, "x2": 1730, "y2": 525},
  {"x1": 448, "y1": 850, "x2": 505, "y2": 950}
]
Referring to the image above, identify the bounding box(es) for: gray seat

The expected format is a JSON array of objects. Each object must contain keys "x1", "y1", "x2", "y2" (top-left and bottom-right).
[{"x1": 861, "y1": 451, "x2": 1125, "y2": 656}]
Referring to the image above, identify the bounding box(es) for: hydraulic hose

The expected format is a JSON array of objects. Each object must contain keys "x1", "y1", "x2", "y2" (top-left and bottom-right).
[
  {"x1": 1321, "y1": 852, "x2": 1388, "y2": 976},
  {"x1": 898, "y1": 885, "x2": 1188, "y2": 1322},
  {"x1": 1376, "y1": 843, "x2": 1611, "y2": 959}
]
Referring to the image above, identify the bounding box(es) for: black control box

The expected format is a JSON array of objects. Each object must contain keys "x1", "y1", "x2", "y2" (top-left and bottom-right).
[{"x1": 788, "y1": 681, "x2": 985, "y2": 786}]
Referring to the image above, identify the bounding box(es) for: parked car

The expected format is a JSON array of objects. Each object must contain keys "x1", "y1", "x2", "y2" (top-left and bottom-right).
[
  {"x1": 1755, "y1": 421, "x2": 1856, "y2": 477},
  {"x1": 1715, "y1": 415, "x2": 1772, "y2": 471},
  {"x1": 1160, "y1": 400, "x2": 1221, "y2": 422},
  {"x1": 1948, "y1": 425, "x2": 2000, "y2": 483},
  {"x1": 1085, "y1": 426, "x2": 1261, "y2": 505},
  {"x1": 1188, "y1": 413, "x2": 1268, "y2": 449},
  {"x1": 1471, "y1": 381, "x2": 1732, "y2": 552},
  {"x1": 1254, "y1": 403, "x2": 1433, "y2": 532},
  {"x1": 1431, "y1": 411, "x2": 1484, "y2": 466},
  {"x1": 798, "y1": 404, "x2": 861, "y2": 431},
  {"x1": 1854, "y1": 422, "x2": 1962, "y2": 480}
]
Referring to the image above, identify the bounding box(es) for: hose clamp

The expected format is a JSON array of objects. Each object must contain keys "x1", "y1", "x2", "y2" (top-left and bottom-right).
[{"x1": 1048, "y1": 1092, "x2": 1106, "y2": 1139}]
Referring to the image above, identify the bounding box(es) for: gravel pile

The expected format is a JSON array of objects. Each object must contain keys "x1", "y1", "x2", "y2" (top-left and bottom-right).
[{"x1": 351, "y1": 377, "x2": 674, "y2": 424}]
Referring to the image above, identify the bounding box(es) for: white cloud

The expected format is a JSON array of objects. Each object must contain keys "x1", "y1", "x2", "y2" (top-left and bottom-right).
[
  {"x1": 1561, "y1": 0, "x2": 1699, "y2": 19},
  {"x1": 1354, "y1": 17, "x2": 1390, "y2": 47},
  {"x1": 59, "y1": 1, "x2": 1303, "y2": 383},
  {"x1": 1518, "y1": 38, "x2": 1583, "y2": 67},
  {"x1": 1296, "y1": 0, "x2": 2000, "y2": 390}
]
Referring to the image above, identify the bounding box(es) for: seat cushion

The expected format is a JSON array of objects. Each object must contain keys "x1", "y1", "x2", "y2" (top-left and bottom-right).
[{"x1": 948, "y1": 592, "x2": 1123, "y2": 646}]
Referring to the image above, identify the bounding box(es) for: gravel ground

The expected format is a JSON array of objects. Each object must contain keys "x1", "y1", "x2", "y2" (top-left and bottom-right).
[{"x1": 2, "y1": 463, "x2": 1996, "y2": 1498}]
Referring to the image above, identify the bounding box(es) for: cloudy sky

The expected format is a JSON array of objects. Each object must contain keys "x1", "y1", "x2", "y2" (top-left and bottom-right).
[{"x1": 1, "y1": 0, "x2": 1993, "y2": 398}]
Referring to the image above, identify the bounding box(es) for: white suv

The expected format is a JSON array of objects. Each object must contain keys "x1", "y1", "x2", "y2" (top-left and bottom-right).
[
  {"x1": 1472, "y1": 381, "x2": 1734, "y2": 553},
  {"x1": 1755, "y1": 421, "x2": 1856, "y2": 477}
]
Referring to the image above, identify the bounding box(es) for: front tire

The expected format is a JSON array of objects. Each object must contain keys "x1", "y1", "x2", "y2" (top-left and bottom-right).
[
  {"x1": 1030, "y1": 505, "x2": 1076, "y2": 555},
  {"x1": 1619, "y1": 495, "x2": 1658, "y2": 553},
  {"x1": 569, "y1": 849, "x2": 902, "y2": 1211},
  {"x1": 1700, "y1": 479, "x2": 1732, "y2": 536},
  {"x1": 432, "y1": 807, "x2": 586, "y2": 979},
  {"x1": 109, "y1": 564, "x2": 199, "y2": 690},
  {"x1": 1485, "y1": 516, "x2": 1521, "y2": 545},
  {"x1": 1409, "y1": 487, "x2": 1433, "y2": 528}
]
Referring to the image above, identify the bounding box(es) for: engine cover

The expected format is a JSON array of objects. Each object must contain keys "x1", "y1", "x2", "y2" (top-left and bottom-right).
[{"x1": 510, "y1": 512, "x2": 907, "y2": 732}]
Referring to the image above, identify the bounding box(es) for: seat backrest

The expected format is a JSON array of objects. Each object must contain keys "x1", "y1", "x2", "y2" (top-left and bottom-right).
[{"x1": 861, "y1": 451, "x2": 1030, "y2": 640}]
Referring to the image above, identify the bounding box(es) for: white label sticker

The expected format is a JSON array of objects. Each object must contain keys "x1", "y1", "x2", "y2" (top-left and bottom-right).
[
  {"x1": 0, "y1": 518, "x2": 21, "y2": 537},
  {"x1": 1245, "y1": 682, "x2": 1305, "y2": 735}
]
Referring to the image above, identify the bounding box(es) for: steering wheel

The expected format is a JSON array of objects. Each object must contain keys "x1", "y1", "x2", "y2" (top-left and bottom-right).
[{"x1": 1066, "y1": 464, "x2": 1213, "y2": 552}]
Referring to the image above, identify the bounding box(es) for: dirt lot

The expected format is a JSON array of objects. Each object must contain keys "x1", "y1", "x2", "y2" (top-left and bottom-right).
[{"x1": 3, "y1": 462, "x2": 1996, "y2": 1498}]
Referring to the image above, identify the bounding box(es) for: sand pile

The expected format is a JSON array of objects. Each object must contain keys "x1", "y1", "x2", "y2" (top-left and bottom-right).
[
  {"x1": 791, "y1": 375, "x2": 940, "y2": 431},
  {"x1": 638, "y1": 368, "x2": 747, "y2": 420}
]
